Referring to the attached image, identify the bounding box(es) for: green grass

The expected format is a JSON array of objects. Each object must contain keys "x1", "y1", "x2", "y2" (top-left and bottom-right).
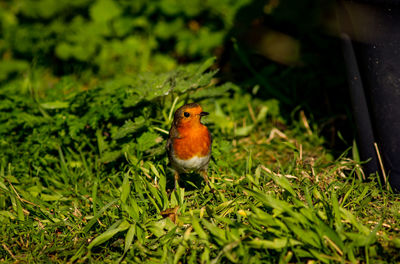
[
  {"x1": 1, "y1": 92, "x2": 400, "y2": 263},
  {"x1": 3, "y1": 0, "x2": 400, "y2": 262}
]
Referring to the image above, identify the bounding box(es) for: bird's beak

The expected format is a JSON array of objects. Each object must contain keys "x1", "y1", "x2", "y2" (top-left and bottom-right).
[{"x1": 200, "y1": 112, "x2": 209, "y2": 116}]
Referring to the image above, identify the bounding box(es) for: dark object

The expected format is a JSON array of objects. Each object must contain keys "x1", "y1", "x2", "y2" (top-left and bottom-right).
[
  {"x1": 341, "y1": 33, "x2": 380, "y2": 180},
  {"x1": 338, "y1": 0, "x2": 400, "y2": 191}
]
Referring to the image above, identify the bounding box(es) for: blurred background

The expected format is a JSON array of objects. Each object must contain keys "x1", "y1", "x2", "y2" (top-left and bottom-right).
[{"x1": 0, "y1": 0, "x2": 351, "y2": 153}]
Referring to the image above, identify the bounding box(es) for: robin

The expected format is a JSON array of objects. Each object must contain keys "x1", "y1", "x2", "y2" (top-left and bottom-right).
[{"x1": 166, "y1": 103, "x2": 212, "y2": 189}]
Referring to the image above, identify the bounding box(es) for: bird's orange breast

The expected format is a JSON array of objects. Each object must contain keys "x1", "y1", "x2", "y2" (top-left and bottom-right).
[{"x1": 173, "y1": 124, "x2": 211, "y2": 160}]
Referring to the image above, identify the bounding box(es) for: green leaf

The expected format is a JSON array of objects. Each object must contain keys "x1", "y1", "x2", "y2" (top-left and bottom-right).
[
  {"x1": 268, "y1": 173, "x2": 297, "y2": 197},
  {"x1": 41, "y1": 193, "x2": 63, "y2": 201},
  {"x1": 124, "y1": 223, "x2": 136, "y2": 253},
  {"x1": 147, "y1": 219, "x2": 169, "y2": 238},
  {"x1": 16, "y1": 198, "x2": 24, "y2": 221},
  {"x1": 0, "y1": 60, "x2": 29, "y2": 81},
  {"x1": 191, "y1": 82, "x2": 234, "y2": 99},
  {"x1": 98, "y1": 150, "x2": 121, "y2": 163},
  {"x1": 192, "y1": 217, "x2": 207, "y2": 240},
  {"x1": 202, "y1": 219, "x2": 227, "y2": 245},
  {"x1": 256, "y1": 105, "x2": 268, "y2": 123},
  {"x1": 174, "y1": 244, "x2": 186, "y2": 264},
  {"x1": 392, "y1": 237, "x2": 400, "y2": 248},
  {"x1": 90, "y1": 0, "x2": 122, "y2": 23},
  {"x1": 248, "y1": 238, "x2": 300, "y2": 249},
  {"x1": 331, "y1": 190, "x2": 342, "y2": 230},
  {"x1": 234, "y1": 125, "x2": 254, "y2": 137},
  {"x1": 120, "y1": 172, "x2": 130, "y2": 204},
  {"x1": 88, "y1": 220, "x2": 130, "y2": 249},
  {"x1": 40, "y1": 101, "x2": 69, "y2": 109},
  {"x1": 339, "y1": 208, "x2": 370, "y2": 235},
  {"x1": 83, "y1": 198, "x2": 119, "y2": 233},
  {"x1": 286, "y1": 223, "x2": 321, "y2": 248},
  {"x1": 264, "y1": 99, "x2": 280, "y2": 118},
  {"x1": 136, "y1": 132, "x2": 160, "y2": 152},
  {"x1": 195, "y1": 57, "x2": 216, "y2": 76},
  {"x1": 0, "y1": 211, "x2": 16, "y2": 220},
  {"x1": 113, "y1": 117, "x2": 146, "y2": 139},
  {"x1": 126, "y1": 197, "x2": 141, "y2": 221}
]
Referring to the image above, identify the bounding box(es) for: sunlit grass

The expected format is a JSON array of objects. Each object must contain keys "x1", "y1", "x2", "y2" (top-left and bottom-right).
[{"x1": 1, "y1": 108, "x2": 399, "y2": 262}]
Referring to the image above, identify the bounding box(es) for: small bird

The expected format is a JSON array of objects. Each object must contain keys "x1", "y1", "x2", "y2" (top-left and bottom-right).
[{"x1": 166, "y1": 103, "x2": 212, "y2": 189}]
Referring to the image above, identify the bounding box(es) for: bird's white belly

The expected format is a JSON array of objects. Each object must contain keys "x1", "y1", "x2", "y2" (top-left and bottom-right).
[{"x1": 174, "y1": 155, "x2": 209, "y2": 171}]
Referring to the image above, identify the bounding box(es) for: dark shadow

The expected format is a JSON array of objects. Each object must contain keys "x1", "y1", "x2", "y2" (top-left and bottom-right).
[
  {"x1": 166, "y1": 171, "x2": 206, "y2": 191},
  {"x1": 217, "y1": 0, "x2": 354, "y2": 154}
]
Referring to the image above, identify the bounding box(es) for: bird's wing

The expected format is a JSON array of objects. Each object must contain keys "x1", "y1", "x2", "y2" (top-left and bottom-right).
[{"x1": 166, "y1": 125, "x2": 180, "y2": 152}]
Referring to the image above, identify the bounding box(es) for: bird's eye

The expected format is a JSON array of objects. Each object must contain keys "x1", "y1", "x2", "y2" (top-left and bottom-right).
[{"x1": 184, "y1": 112, "x2": 190, "y2": 117}]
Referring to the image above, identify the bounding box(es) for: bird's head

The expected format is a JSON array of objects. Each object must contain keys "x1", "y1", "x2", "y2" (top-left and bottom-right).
[{"x1": 173, "y1": 103, "x2": 209, "y2": 127}]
